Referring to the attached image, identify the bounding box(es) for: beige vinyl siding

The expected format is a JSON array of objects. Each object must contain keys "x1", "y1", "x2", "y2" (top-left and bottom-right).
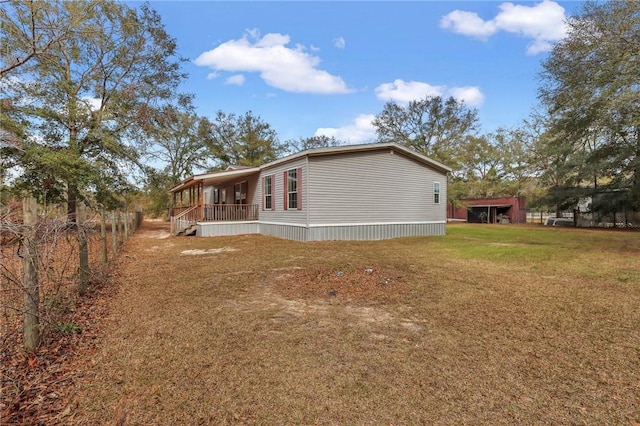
[
  {"x1": 307, "y1": 149, "x2": 447, "y2": 225},
  {"x1": 245, "y1": 174, "x2": 260, "y2": 206},
  {"x1": 203, "y1": 187, "x2": 214, "y2": 205},
  {"x1": 205, "y1": 174, "x2": 260, "y2": 206},
  {"x1": 259, "y1": 157, "x2": 308, "y2": 225}
]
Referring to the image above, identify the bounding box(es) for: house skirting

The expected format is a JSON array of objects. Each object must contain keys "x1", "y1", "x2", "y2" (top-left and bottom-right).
[
  {"x1": 197, "y1": 220, "x2": 446, "y2": 241},
  {"x1": 306, "y1": 221, "x2": 446, "y2": 241},
  {"x1": 197, "y1": 221, "x2": 259, "y2": 237}
]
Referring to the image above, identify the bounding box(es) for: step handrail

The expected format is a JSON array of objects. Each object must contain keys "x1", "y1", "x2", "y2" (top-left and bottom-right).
[{"x1": 171, "y1": 205, "x2": 200, "y2": 235}]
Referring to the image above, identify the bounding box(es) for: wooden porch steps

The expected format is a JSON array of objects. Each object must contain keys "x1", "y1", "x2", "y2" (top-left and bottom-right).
[{"x1": 177, "y1": 222, "x2": 197, "y2": 236}]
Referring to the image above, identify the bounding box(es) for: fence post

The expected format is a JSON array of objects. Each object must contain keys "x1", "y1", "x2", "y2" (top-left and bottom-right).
[
  {"x1": 22, "y1": 197, "x2": 39, "y2": 351},
  {"x1": 77, "y1": 201, "x2": 90, "y2": 294},
  {"x1": 117, "y1": 210, "x2": 122, "y2": 245},
  {"x1": 101, "y1": 206, "x2": 108, "y2": 263},
  {"x1": 124, "y1": 206, "x2": 130, "y2": 240}
]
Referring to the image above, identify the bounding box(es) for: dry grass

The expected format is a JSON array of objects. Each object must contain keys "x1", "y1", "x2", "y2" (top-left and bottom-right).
[{"x1": 67, "y1": 222, "x2": 640, "y2": 425}]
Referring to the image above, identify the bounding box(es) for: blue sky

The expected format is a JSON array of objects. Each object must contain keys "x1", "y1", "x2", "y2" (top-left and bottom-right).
[{"x1": 138, "y1": 1, "x2": 584, "y2": 144}]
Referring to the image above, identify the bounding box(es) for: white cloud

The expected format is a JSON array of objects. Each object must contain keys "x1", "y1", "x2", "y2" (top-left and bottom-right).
[
  {"x1": 225, "y1": 74, "x2": 245, "y2": 86},
  {"x1": 81, "y1": 96, "x2": 102, "y2": 111},
  {"x1": 446, "y1": 86, "x2": 485, "y2": 107},
  {"x1": 440, "y1": 10, "x2": 497, "y2": 40},
  {"x1": 194, "y1": 30, "x2": 351, "y2": 94},
  {"x1": 206, "y1": 72, "x2": 218, "y2": 80},
  {"x1": 315, "y1": 114, "x2": 377, "y2": 144},
  {"x1": 440, "y1": 0, "x2": 568, "y2": 55},
  {"x1": 333, "y1": 36, "x2": 346, "y2": 49},
  {"x1": 246, "y1": 28, "x2": 260, "y2": 39},
  {"x1": 375, "y1": 80, "x2": 445, "y2": 103},
  {"x1": 375, "y1": 79, "x2": 484, "y2": 107}
]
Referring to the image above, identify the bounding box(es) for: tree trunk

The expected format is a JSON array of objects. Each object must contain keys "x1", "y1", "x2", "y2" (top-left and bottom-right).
[
  {"x1": 22, "y1": 197, "x2": 39, "y2": 351},
  {"x1": 111, "y1": 210, "x2": 118, "y2": 257},
  {"x1": 100, "y1": 206, "x2": 108, "y2": 263},
  {"x1": 77, "y1": 201, "x2": 89, "y2": 294},
  {"x1": 67, "y1": 183, "x2": 77, "y2": 225}
]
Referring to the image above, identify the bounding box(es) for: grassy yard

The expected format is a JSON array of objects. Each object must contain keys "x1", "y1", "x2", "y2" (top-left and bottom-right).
[{"x1": 68, "y1": 222, "x2": 640, "y2": 425}]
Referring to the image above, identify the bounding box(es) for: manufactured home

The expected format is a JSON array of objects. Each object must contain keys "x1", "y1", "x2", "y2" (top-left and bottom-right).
[{"x1": 170, "y1": 143, "x2": 451, "y2": 241}]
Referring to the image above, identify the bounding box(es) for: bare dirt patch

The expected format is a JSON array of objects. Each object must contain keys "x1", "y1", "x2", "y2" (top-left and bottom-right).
[
  {"x1": 267, "y1": 265, "x2": 408, "y2": 302},
  {"x1": 180, "y1": 247, "x2": 239, "y2": 255},
  {"x1": 144, "y1": 230, "x2": 171, "y2": 239}
]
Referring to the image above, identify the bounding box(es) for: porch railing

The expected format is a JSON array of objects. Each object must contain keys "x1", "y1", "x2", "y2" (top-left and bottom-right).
[{"x1": 203, "y1": 204, "x2": 259, "y2": 222}]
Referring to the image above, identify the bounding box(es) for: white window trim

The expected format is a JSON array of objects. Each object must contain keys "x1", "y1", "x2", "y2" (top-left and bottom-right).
[
  {"x1": 287, "y1": 169, "x2": 298, "y2": 210},
  {"x1": 264, "y1": 175, "x2": 273, "y2": 210}
]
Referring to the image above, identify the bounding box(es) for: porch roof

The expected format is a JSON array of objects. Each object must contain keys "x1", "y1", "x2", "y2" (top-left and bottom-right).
[{"x1": 170, "y1": 167, "x2": 260, "y2": 193}]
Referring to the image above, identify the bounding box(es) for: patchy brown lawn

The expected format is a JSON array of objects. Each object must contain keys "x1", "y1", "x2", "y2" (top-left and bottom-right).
[{"x1": 57, "y1": 222, "x2": 640, "y2": 425}]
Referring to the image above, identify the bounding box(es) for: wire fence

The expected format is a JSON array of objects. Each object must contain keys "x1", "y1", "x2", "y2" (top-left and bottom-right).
[
  {"x1": 526, "y1": 210, "x2": 640, "y2": 228},
  {"x1": 1, "y1": 200, "x2": 143, "y2": 350}
]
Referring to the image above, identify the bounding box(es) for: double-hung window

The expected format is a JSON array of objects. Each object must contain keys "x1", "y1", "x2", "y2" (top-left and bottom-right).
[
  {"x1": 287, "y1": 169, "x2": 297, "y2": 209},
  {"x1": 263, "y1": 175, "x2": 273, "y2": 210},
  {"x1": 434, "y1": 182, "x2": 441, "y2": 204},
  {"x1": 284, "y1": 168, "x2": 302, "y2": 210}
]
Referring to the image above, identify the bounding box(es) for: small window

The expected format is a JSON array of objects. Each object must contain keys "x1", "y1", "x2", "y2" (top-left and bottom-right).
[
  {"x1": 434, "y1": 182, "x2": 441, "y2": 204},
  {"x1": 264, "y1": 175, "x2": 272, "y2": 210},
  {"x1": 287, "y1": 169, "x2": 297, "y2": 209},
  {"x1": 213, "y1": 188, "x2": 220, "y2": 204}
]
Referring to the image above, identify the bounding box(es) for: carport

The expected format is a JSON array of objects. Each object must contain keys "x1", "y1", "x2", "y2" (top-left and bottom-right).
[{"x1": 467, "y1": 204, "x2": 512, "y2": 224}]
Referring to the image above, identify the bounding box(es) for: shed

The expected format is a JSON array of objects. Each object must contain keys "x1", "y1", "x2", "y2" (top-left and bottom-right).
[{"x1": 447, "y1": 196, "x2": 527, "y2": 224}]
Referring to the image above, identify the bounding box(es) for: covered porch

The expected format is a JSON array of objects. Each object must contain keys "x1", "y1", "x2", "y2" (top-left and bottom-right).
[{"x1": 169, "y1": 166, "x2": 260, "y2": 235}]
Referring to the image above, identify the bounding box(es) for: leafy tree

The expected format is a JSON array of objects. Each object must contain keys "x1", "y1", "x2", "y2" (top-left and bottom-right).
[
  {"x1": 372, "y1": 95, "x2": 480, "y2": 170},
  {"x1": 457, "y1": 135, "x2": 501, "y2": 198},
  {"x1": 485, "y1": 127, "x2": 533, "y2": 197},
  {"x1": 1, "y1": 0, "x2": 185, "y2": 291},
  {"x1": 204, "y1": 111, "x2": 286, "y2": 169},
  {"x1": 0, "y1": 0, "x2": 86, "y2": 78},
  {"x1": 287, "y1": 135, "x2": 343, "y2": 153},
  {"x1": 451, "y1": 127, "x2": 533, "y2": 200},
  {"x1": 538, "y1": 0, "x2": 640, "y2": 213},
  {"x1": 144, "y1": 95, "x2": 211, "y2": 185},
  {"x1": 141, "y1": 168, "x2": 174, "y2": 219},
  {"x1": 1, "y1": 0, "x2": 185, "y2": 213}
]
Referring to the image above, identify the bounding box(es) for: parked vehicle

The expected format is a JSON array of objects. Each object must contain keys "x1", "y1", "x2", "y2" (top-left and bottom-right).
[{"x1": 544, "y1": 217, "x2": 575, "y2": 227}]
